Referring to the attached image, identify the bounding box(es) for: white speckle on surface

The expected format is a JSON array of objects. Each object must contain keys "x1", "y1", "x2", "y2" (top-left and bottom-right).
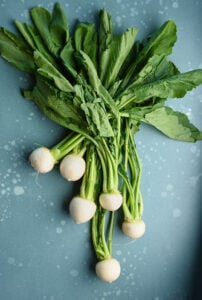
[
  {"x1": 56, "y1": 227, "x2": 63, "y2": 234},
  {"x1": 173, "y1": 208, "x2": 182, "y2": 218},
  {"x1": 142, "y1": 247, "x2": 147, "y2": 255},
  {"x1": 172, "y1": 2, "x2": 179, "y2": 8},
  {"x1": 12, "y1": 178, "x2": 18, "y2": 184},
  {"x1": 70, "y1": 269, "x2": 79, "y2": 277},
  {"x1": 8, "y1": 257, "x2": 15, "y2": 265},
  {"x1": 189, "y1": 175, "x2": 201, "y2": 187},
  {"x1": 166, "y1": 184, "x2": 173, "y2": 191},
  {"x1": 4, "y1": 145, "x2": 10, "y2": 151},
  {"x1": 13, "y1": 186, "x2": 24, "y2": 196},
  {"x1": 190, "y1": 145, "x2": 197, "y2": 153},
  {"x1": 1, "y1": 189, "x2": 6, "y2": 195},
  {"x1": 161, "y1": 191, "x2": 167, "y2": 198},
  {"x1": 116, "y1": 250, "x2": 122, "y2": 256},
  {"x1": 18, "y1": 262, "x2": 23, "y2": 267},
  {"x1": 60, "y1": 220, "x2": 66, "y2": 226}
]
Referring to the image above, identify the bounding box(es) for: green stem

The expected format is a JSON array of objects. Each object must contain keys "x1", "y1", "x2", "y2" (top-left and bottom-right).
[
  {"x1": 98, "y1": 138, "x2": 119, "y2": 193},
  {"x1": 107, "y1": 211, "x2": 115, "y2": 254},
  {"x1": 96, "y1": 147, "x2": 108, "y2": 193},
  {"x1": 80, "y1": 144, "x2": 97, "y2": 201},
  {"x1": 91, "y1": 206, "x2": 111, "y2": 261},
  {"x1": 100, "y1": 210, "x2": 111, "y2": 259},
  {"x1": 120, "y1": 119, "x2": 134, "y2": 220},
  {"x1": 120, "y1": 121, "x2": 143, "y2": 221},
  {"x1": 50, "y1": 132, "x2": 85, "y2": 161},
  {"x1": 129, "y1": 130, "x2": 143, "y2": 220}
]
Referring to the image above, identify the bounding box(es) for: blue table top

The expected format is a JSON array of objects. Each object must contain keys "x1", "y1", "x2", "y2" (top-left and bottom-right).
[{"x1": 0, "y1": 1, "x2": 201, "y2": 300}]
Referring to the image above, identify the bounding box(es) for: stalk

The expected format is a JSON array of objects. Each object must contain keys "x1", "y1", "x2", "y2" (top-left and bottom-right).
[
  {"x1": 91, "y1": 207, "x2": 114, "y2": 261},
  {"x1": 120, "y1": 120, "x2": 144, "y2": 221},
  {"x1": 50, "y1": 132, "x2": 85, "y2": 162},
  {"x1": 98, "y1": 137, "x2": 118, "y2": 192},
  {"x1": 79, "y1": 144, "x2": 98, "y2": 201}
]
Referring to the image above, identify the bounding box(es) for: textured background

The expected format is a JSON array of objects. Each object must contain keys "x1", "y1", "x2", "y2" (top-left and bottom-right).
[{"x1": 0, "y1": 0, "x2": 201, "y2": 299}]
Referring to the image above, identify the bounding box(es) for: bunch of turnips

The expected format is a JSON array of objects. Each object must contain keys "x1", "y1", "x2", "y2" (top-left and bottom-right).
[{"x1": 0, "y1": 2, "x2": 202, "y2": 282}]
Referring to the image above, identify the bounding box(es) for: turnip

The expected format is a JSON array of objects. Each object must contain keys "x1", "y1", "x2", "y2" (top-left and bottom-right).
[
  {"x1": 29, "y1": 147, "x2": 55, "y2": 173},
  {"x1": 122, "y1": 219, "x2": 146, "y2": 239},
  {"x1": 97, "y1": 139, "x2": 122, "y2": 211},
  {"x1": 99, "y1": 192, "x2": 122, "y2": 211},
  {"x1": 95, "y1": 258, "x2": 121, "y2": 283},
  {"x1": 69, "y1": 196, "x2": 96, "y2": 224},
  {"x1": 60, "y1": 154, "x2": 86, "y2": 181}
]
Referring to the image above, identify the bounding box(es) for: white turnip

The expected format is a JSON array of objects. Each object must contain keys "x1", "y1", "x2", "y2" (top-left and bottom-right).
[
  {"x1": 95, "y1": 258, "x2": 121, "y2": 283},
  {"x1": 60, "y1": 154, "x2": 86, "y2": 181},
  {"x1": 29, "y1": 147, "x2": 55, "y2": 173},
  {"x1": 99, "y1": 192, "x2": 122, "y2": 211},
  {"x1": 69, "y1": 196, "x2": 96, "y2": 224},
  {"x1": 122, "y1": 219, "x2": 146, "y2": 239}
]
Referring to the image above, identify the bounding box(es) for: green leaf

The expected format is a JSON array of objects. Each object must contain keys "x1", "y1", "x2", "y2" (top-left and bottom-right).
[
  {"x1": 118, "y1": 69, "x2": 202, "y2": 109},
  {"x1": 30, "y1": 7, "x2": 53, "y2": 51},
  {"x1": 49, "y1": 2, "x2": 69, "y2": 48},
  {"x1": 129, "y1": 55, "x2": 180, "y2": 87},
  {"x1": 98, "y1": 9, "x2": 138, "y2": 89},
  {"x1": 74, "y1": 21, "x2": 98, "y2": 68},
  {"x1": 75, "y1": 50, "x2": 119, "y2": 116},
  {"x1": 98, "y1": 9, "x2": 113, "y2": 77},
  {"x1": 73, "y1": 82, "x2": 114, "y2": 137},
  {"x1": 30, "y1": 3, "x2": 69, "y2": 57},
  {"x1": 0, "y1": 27, "x2": 35, "y2": 73},
  {"x1": 118, "y1": 20, "x2": 177, "y2": 92},
  {"x1": 102, "y1": 28, "x2": 138, "y2": 89},
  {"x1": 29, "y1": 76, "x2": 89, "y2": 135},
  {"x1": 34, "y1": 50, "x2": 73, "y2": 92},
  {"x1": 122, "y1": 97, "x2": 166, "y2": 121},
  {"x1": 14, "y1": 21, "x2": 57, "y2": 66},
  {"x1": 14, "y1": 21, "x2": 36, "y2": 49},
  {"x1": 143, "y1": 106, "x2": 202, "y2": 142},
  {"x1": 80, "y1": 102, "x2": 114, "y2": 137},
  {"x1": 60, "y1": 39, "x2": 78, "y2": 79},
  {"x1": 75, "y1": 50, "x2": 100, "y2": 92}
]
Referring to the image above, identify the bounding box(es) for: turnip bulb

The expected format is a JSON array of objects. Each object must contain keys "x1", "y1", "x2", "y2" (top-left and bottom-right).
[
  {"x1": 95, "y1": 258, "x2": 121, "y2": 283},
  {"x1": 29, "y1": 147, "x2": 55, "y2": 173},
  {"x1": 99, "y1": 192, "x2": 123, "y2": 211},
  {"x1": 69, "y1": 196, "x2": 96, "y2": 224},
  {"x1": 60, "y1": 154, "x2": 86, "y2": 181},
  {"x1": 122, "y1": 220, "x2": 146, "y2": 239}
]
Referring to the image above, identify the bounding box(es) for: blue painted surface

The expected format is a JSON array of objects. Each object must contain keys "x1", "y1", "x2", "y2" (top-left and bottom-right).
[{"x1": 0, "y1": 1, "x2": 201, "y2": 299}]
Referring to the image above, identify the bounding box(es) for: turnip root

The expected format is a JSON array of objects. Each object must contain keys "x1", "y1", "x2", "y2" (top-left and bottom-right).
[
  {"x1": 122, "y1": 219, "x2": 146, "y2": 239},
  {"x1": 95, "y1": 258, "x2": 121, "y2": 283},
  {"x1": 29, "y1": 147, "x2": 55, "y2": 173},
  {"x1": 69, "y1": 196, "x2": 96, "y2": 224},
  {"x1": 99, "y1": 192, "x2": 122, "y2": 211},
  {"x1": 60, "y1": 154, "x2": 86, "y2": 181}
]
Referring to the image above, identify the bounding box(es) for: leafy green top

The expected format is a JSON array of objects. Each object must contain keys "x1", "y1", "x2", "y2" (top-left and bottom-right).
[{"x1": 0, "y1": 2, "x2": 202, "y2": 142}]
